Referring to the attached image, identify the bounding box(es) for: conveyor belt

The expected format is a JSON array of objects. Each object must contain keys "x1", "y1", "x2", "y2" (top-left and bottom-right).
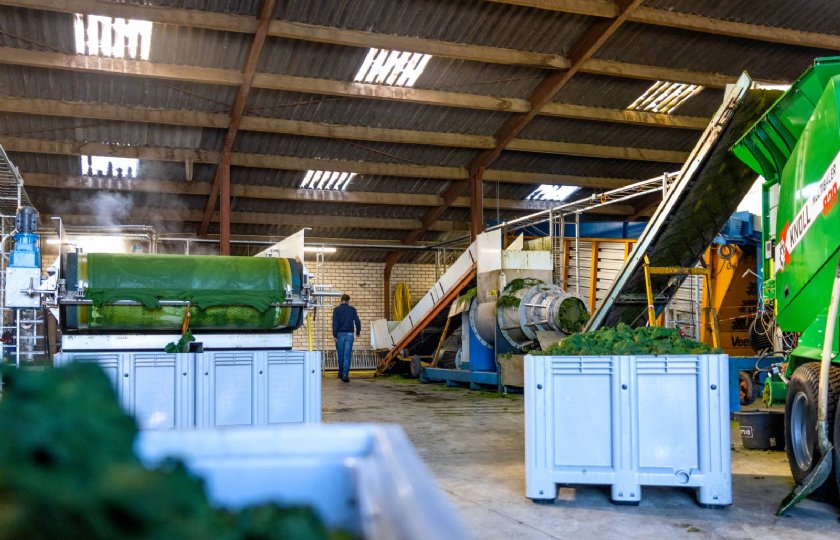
[{"x1": 589, "y1": 74, "x2": 783, "y2": 330}]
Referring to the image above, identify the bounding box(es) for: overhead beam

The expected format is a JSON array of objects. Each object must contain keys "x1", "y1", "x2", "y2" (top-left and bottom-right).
[
  {"x1": 199, "y1": 0, "x2": 278, "y2": 247},
  {"x1": 4, "y1": 0, "x2": 566, "y2": 69},
  {"x1": 23, "y1": 173, "x2": 625, "y2": 214},
  {"x1": 482, "y1": 0, "x2": 618, "y2": 18},
  {"x1": 0, "y1": 47, "x2": 719, "y2": 124},
  {"x1": 3, "y1": 137, "x2": 637, "y2": 189},
  {"x1": 483, "y1": 1, "x2": 840, "y2": 51},
  {"x1": 12, "y1": 1, "x2": 834, "y2": 68},
  {"x1": 629, "y1": 7, "x2": 840, "y2": 52},
  {"x1": 3, "y1": 1, "x2": 829, "y2": 89},
  {"x1": 268, "y1": 20, "x2": 570, "y2": 69},
  {"x1": 0, "y1": 96, "x2": 690, "y2": 162},
  {"x1": 55, "y1": 209, "x2": 471, "y2": 232}
]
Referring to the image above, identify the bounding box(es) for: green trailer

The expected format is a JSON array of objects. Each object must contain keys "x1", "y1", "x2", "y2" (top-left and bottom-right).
[{"x1": 733, "y1": 57, "x2": 840, "y2": 510}]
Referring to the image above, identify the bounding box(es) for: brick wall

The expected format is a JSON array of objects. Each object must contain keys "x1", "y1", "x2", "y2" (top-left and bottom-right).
[{"x1": 292, "y1": 261, "x2": 440, "y2": 351}]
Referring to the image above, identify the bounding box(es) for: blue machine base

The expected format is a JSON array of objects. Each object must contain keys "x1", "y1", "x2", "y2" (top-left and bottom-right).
[
  {"x1": 420, "y1": 367, "x2": 499, "y2": 390},
  {"x1": 728, "y1": 356, "x2": 780, "y2": 413}
]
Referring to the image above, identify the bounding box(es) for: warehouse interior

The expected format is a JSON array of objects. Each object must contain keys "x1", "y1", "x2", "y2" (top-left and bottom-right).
[{"x1": 1, "y1": 0, "x2": 840, "y2": 538}]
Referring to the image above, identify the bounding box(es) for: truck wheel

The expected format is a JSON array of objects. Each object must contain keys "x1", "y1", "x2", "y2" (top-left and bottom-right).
[
  {"x1": 739, "y1": 372, "x2": 756, "y2": 406},
  {"x1": 834, "y1": 394, "x2": 840, "y2": 495},
  {"x1": 785, "y1": 363, "x2": 840, "y2": 496}
]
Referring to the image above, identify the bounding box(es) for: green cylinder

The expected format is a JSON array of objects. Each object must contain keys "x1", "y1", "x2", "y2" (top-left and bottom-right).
[
  {"x1": 63, "y1": 253, "x2": 304, "y2": 333},
  {"x1": 762, "y1": 377, "x2": 788, "y2": 408}
]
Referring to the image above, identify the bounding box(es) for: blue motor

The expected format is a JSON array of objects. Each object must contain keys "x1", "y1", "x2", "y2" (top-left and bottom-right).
[{"x1": 10, "y1": 206, "x2": 40, "y2": 269}]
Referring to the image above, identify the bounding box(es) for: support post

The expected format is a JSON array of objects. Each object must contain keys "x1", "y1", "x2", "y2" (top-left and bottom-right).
[
  {"x1": 643, "y1": 255, "x2": 656, "y2": 326},
  {"x1": 470, "y1": 166, "x2": 486, "y2": 240},
  {"x1": 219, "y1": 155, "x2": 231, "y2": 255},
  {"x1": 589, "y1": 240, "x2": 600, "y2": 313},
  {"x1": 384, "y1": 260, "x2": 394, "y2": 320}
]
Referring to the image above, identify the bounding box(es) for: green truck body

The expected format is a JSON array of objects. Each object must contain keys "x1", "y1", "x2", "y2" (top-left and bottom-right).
[{"x1": 733, "y1": 57, "x2": 840, "y2": 371}]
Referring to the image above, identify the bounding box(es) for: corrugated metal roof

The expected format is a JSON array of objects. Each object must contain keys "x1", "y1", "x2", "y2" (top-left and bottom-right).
[
  {"x1": 277, "y1": 0, "x2": 593, "y2": 54},
  {"x1": 125, "y1": 0, "x2": 261, "y2": 17},
  {"x1": 232, "y1": 132, "x2": 476, "y2": 167},
  {"x1": 597, "y1": 23, "x2": 837, "y2": 83},
  {"x1": 520, "y1": 116, "x2": 698, "y2": 151},
  {"x1": 551, "y1": 73, "x2": 724, "y2": 118},
  {"x1": 0, "y1": 66, "x2": 238, "y2": 113},
  {"x1": 644, "y1": 0, "x2": 840, "y2": 36},
  {"x1": 245, "y1": 89, "x2": 509, "y2": 136},
  {"x1": 2, "y1": 0, "x2": 834, "y2": 260},
  {"x1": 493, "y1": 152, "x2": 676, "y2": 181}
]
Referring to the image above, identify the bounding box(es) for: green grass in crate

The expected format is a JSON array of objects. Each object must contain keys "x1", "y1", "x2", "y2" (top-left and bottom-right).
[
  {"x1": 0, "y1": 364, "x2": 354, "y2": 540},
  {"x1": 538, "y1": 323, "x2": 719, "y2": 356}
]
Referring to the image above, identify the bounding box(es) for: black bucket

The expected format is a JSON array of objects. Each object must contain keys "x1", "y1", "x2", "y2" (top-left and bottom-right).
[{"x1": 736, "y1": 410, "x2": 785, "y2": 451}]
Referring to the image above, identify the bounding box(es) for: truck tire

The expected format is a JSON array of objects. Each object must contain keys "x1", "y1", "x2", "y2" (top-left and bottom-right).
[
  {"x1": 739, "y1": 371, "x2": 756, "y2": 406},
  {"x1": 785, "y1": 363, "x2": 840, "y2": 496},
  {"x1": 833, "y1": 394, "x2": 840, "y2": 495}
]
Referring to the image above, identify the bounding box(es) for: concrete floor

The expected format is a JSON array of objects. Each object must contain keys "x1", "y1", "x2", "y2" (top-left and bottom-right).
[{"x1": 322, "y1": 374, "x2": 840, "y2": 540}]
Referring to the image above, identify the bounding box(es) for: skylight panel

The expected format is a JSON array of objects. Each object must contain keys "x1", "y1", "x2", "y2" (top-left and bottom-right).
[
  {"x1": 74, "y1": 14, "x2": 152, "y2": 60},
  {"x1": 628, "y1": 80, "x2": 703, "y2": 114},
  {"x1": 526, "y1": 185, "x2": 579, "y2": 201},
  {"x1": 81, "y1": 155, "x2": 137, "y2": 178},
  {"x1": 354, "y1": 48, "x2": 432, "y2": 88},
  {"x1": 300, "y1": 170, "x2": 355, "y2": 191}
]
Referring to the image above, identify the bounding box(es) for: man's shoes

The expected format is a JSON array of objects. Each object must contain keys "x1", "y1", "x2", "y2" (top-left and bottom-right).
[
  {"x1": 337, "y1": 373, "x2": 343, "y2": 379},
  {"x1": 341, "y1": 375, "x2": 350, "y2": 383}
]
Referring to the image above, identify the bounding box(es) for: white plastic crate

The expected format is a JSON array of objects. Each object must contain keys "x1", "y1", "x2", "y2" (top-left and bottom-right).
[
  {"x1": 55, "y1": 350, "x2": 321, "y2": 428},
  {"x1": 135, "y1": 424, "x2": 468, "y2": 540},
  {"x1": 525, "y1": 353, "x2": 731, "y2": 506}
]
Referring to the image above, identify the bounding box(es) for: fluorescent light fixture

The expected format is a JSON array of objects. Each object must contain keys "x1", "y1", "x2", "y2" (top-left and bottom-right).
[
  {"x1": 628, "y1": 80, "x2": 704, "y2": 114},
  {"x1": 525, "y1": 185, "x2": 579, "y2": 201},
  {"x1": 354, "y1": 48, "x2": 432, "y2": 87},
  {"x1": 300, "y1": 170, "x2": 355, "y2": 190},
  {"x1": 74, "y1": 14, "x2": 152, "y2": 60},
  {"x1": 304, "y1": 246, "x2": 337, "y2": 253},
  {"x1": 81, "y1": 155, "x2": 138, "y2": 178}
]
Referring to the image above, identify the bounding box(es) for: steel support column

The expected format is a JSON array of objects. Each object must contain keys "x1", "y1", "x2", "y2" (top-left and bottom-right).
[
  {"x1": 219, "y1": 155, "x2": 231, "y2": 255},
  {"x1": 470, "y1": 166, "x2": 486, "y2": 239}
]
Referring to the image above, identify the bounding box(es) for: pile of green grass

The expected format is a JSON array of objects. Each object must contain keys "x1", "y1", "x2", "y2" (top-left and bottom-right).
[
  {"x1": 538, "y1": 323, "x2": 720, "y2": 356},
  {"x1": 0, "y1": 363, "x2": 353, "y2": 540}
]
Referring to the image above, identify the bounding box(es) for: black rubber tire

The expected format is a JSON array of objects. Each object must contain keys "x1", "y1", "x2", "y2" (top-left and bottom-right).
[
  {"x1": 833, "y1": 389, "x2": 840, "y2": 496},
  {"x1": 739, "y1": 371, "x2": 756, "y2": 406},
  {"x1": 409, "y1": 354, "x2": 422, "y2": 379},
  {"x1": 784, "y1": 363, "x2": 840, "y2": 497}
]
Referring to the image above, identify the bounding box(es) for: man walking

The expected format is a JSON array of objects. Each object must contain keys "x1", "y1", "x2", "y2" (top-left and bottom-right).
[{"x1": 332, "y1": 294, "x2": 361, "y2": 382}]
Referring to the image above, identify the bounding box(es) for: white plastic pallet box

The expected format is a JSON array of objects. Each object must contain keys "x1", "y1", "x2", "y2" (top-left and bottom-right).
[
  {"x1": 55, "y1": 350, "x2": 321, "y2": 428},
  {"x1": 525, "y1": 353, "x2": 731, "y2": 505},
  {"x1": 136, "y1": 424, "x2": 469, "y2": 540}
]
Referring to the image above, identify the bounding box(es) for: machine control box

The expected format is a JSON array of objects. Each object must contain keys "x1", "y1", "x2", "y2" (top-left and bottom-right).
[{"x1": 4, "y1": 267, "x2": 41, "y2": 308}]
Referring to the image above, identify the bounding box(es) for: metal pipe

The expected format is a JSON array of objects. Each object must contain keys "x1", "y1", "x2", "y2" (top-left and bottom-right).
[
  {"x1": 817, "y1": 255, "x2": 840, "y2": 459},
  {"x1": 158, "y1": 237, "x2": 433, "y2": 251},
  {"x1": 485, "y1": 173, "x2": 678, "y2": 233}
]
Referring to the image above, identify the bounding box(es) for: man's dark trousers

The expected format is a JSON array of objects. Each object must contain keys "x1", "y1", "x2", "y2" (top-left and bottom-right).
[{"x1": 336, "y1": 332, "x2": 354, "y2": 378}]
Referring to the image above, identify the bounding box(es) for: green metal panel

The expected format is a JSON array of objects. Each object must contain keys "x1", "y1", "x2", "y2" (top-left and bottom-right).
[
  {"x1": 733, "y1": 57, "x2": 840, "y2": 363},
  {"x1": 65, "y1": 254, "x2": 303, "y2": 332}
]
